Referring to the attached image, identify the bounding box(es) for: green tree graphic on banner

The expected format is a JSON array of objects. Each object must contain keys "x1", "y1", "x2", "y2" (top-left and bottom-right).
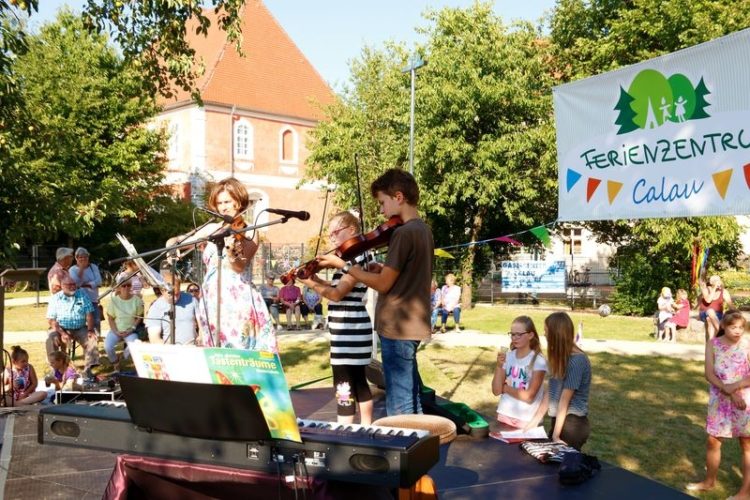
[
  {"x1": 613, "y1": 69, "x2": 711, "y2": 134},
  {"x1": 613, "y1": 86, "x2": 639, "y2": 134}
]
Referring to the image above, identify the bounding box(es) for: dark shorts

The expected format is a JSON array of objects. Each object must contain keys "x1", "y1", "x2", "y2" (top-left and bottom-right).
[
  {"x1": 549, "y1": 414, "x2": 590, "y2": 451},
  {"x1": 699, "y1": 310, "x2": 723, "y2": 322},
  {"x1": 332, "y1": 364, "x2": 372, "y2": 417}
]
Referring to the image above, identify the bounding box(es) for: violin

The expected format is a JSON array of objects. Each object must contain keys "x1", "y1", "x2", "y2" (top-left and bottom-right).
[
  {"x1": 228, "y1": 215, "x2": 251, "y2": 262},
  {"x1": 280, "y1": 216, "x2": 403, "y2": 284}
]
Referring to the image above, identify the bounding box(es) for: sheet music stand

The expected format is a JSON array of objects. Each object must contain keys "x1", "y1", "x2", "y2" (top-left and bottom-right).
[{"x1": 119, "y1": 376, "x2": 272, "y2": 441}]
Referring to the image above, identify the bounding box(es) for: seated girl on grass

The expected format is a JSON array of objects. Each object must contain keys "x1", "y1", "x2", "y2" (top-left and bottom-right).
[
  {"x1": 3, "y1": 346, "x2": 47, "y2": 406},
  {"x1": 45, "y1": 351, "x2": 80, "y2": 391}
]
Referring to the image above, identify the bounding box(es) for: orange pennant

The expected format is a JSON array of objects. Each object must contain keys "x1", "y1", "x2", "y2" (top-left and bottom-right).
[
  {"x1": 744, "y1": 163, "x2": 750, "y2": 190},
  {"x1": 712, "y1": 169, "x2": 733, "y2": 199},
  {"x1": 606, "y1": 180, "x2": 623, "y2": 205},
  {"x1": 586, "y1": 178, "x2": 601, "y2": 202}
]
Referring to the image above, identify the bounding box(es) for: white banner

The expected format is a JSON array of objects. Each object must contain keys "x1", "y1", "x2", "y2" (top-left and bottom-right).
[{"x1": 554, "y1": 28, "x2": 750, "y2": 221}]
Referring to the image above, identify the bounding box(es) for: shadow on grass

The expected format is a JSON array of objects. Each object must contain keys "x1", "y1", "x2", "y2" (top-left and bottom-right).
[{"x1": 589, "y1": 351, "x2": 741, "y2": 498}]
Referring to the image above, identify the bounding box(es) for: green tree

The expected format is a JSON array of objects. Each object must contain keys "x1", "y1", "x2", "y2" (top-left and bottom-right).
[
  {"x1": 602, "y1": 217, "x2": 741, "y2": 315},
  {"x1": 1, "y1": 0, "x2": 246, "y2": 99},
  {"x1": 0, "y1": 11, "x2": 167, "y2": 265},
  {"x1": 307, "y1": 3, "x2": 559, "y2": 306}
]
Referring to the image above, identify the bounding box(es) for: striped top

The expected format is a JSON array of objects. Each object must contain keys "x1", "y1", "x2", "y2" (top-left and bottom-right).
[
  {"x1": 327, "y1": 255, "x2": 373, "y2": 366},
  {"x1": 548, "y1": 353, "x2": 591, "y2": 418}
]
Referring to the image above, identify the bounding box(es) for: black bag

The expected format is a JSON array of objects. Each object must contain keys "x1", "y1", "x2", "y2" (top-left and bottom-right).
[{"x1": 558, "y1": 451, "x2": 601, "y2": 485}]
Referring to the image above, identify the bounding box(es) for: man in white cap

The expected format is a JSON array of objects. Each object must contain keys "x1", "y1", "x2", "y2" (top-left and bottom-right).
[
  {"x1": 70, "y1": 247, "x2": 103, "y2": 328},
  {"x1": 48, "y1": 247, "x2": 74, "y2": 295}
]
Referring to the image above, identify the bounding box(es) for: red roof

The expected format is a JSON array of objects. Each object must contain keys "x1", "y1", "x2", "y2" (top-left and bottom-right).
[{"x1": 165, "y1": 0, "x2": 335, "y2": 121}]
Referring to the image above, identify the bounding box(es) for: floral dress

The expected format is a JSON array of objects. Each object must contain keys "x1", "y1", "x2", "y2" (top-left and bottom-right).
[
  {"x1": 198, "y1": 241, "x2": 278, "y2": 353},
  {"x1": 707, "y1": 336, "x2": 750, "y2": 437},
  {"x1": 5, "y1": 365, "x2": 31, "y2": 401}
]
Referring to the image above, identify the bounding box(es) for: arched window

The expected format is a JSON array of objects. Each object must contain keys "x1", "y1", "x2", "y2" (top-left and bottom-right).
[
  {"x1": 234, "y1": 119, "x2": 253, "y2": 160},
  {"x1": 279, "y1": 126, "x2": 298, "y2": 164}
]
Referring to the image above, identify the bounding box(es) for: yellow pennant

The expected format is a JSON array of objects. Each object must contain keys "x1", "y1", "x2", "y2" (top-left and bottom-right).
[
  {"x1": 607, "y1": 180, "x2": 624, "y2": 205},
  {"x1": 434, "y1": 248, "x2": 454, "y2": 259},
  {"x1": 712, "y1": 169, "x2": 733, "y2": 199}
]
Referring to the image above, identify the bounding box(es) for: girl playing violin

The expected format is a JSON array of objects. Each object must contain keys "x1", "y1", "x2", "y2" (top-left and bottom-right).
[
  {"x1": 166, "y1": 178, "x2": 277, "y2": 352},
  {"x1": 299, "y1": 211, "x2": 374, "y2": 425}
]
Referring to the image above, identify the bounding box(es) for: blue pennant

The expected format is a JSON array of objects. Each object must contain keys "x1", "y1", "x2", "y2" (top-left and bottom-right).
[{"x1": 566, "y1": 169, "x2": 582, "y2": 192}]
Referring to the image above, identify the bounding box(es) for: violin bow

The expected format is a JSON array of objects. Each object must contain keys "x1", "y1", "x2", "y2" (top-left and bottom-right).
[
  {"x1": 313, "y1": 186, "x2": 331, "y2": 257},
  {"x1": 353, "y1": 154, "x2": 371, "y2": 264}
]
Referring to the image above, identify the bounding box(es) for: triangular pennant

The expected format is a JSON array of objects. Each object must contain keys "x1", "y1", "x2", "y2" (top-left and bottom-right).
[
  {"x1": 606, "y1": 180, "x2": 624, "y2": 205},
  {"x1": 711, "y1": 169, "x2": 733, "y2": 199},
  {"x1": 530, "y1": 226, "x2": 551, "y2": 247},
  {"x1": 494, "y1": 236, "x2": 522, "y2": 246},
  {"x1": 434, "y1": 248, "x2": 455, "y2": 259},
  {"x1": 586, "y1": 178, "x2": 602, "y2": 202},
  {"x1": 744, "y1": 163, "x2": 750, "y2": 190},
  {"x1": 566, "y1": 169, "x2": 582, "y2": 192}
]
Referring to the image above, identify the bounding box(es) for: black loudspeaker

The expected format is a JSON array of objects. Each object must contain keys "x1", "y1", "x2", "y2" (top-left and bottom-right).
[{"x1": 349, "y1": 453, "x2": 390, "y2": 473}]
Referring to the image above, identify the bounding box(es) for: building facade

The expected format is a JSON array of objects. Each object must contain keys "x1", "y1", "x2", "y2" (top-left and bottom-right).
[{"x1": 154, "y1": 0, "x2": 335, "y2": 245}]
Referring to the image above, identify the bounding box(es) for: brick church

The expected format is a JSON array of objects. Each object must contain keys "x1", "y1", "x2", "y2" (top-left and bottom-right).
[{"x1": 154, "y1": 0, "x2": 336, "y2": 245}]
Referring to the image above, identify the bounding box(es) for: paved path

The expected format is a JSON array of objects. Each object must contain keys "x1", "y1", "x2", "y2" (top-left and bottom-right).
[{"x1": 1, "y1": 326, "x2": 705, "y2": 362}]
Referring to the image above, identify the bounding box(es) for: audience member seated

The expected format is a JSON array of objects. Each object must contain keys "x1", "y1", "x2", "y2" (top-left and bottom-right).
[
  {"x1": 430, "y1": 279, "x2": 441, "y2": 332},
  {"x1": 672, "y1": 288, "x2": 690, "y2": 335},
  {"x1": 144, "y1": 270, "x2": 198, "y2": 345},
  {"x1": 699, "y1": 275, "x2": 733, "y2": 340},
  {"x1": 186, "y1": 282, "x2": 201, "y2": 300},
  {"x1": 105, "y1": 279, "x2": 145, "y2": 369},
  {"x1": 116, "y1": 260, "x2": 147, "y2": 297},
  {"x1": 657, "y1": 287, "x2": 676, "y2": 342},
  {"x1": 439, "y1": 273, "x2": 463, "y2": 332},
  {"x1": 259, "y1": 275, "x2": 280, "y2": 327},
  {"x1": 302, "y1": 285, "x2": 324, "y2": 329},
  {"x1": 47, "y1": 247, "x2": 74, "y2": 295},
  {"x1": 3, "y1": 346, "x2": 47, "y2": 406},
  {"x1": 70, "y1": 247, "x2": 103, "y2": 329},
  {"x1": 279, "y1": 278, "x2": 302, "y2": 330},
  {"x1": 46, "y1": 276, "x2": 100, "y2": 380},
  {"x1": 45, "y1": 351, "x2": 80, "y2": 391}
]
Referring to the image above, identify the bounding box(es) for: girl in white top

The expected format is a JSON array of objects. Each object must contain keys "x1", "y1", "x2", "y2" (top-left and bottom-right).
[{"x1": 491, "y1": 315, "x2": 548, "y2": 431}]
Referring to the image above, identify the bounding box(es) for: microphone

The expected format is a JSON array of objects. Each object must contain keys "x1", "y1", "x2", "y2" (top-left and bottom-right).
[
  {"x1": 197, "y1": 206, "x2": 235, "y2": 224},
  {"x1": 266, "y1": 208, "x2": 310, "y2": 221}
]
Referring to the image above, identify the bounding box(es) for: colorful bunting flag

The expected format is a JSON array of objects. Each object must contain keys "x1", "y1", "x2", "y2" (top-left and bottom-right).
[
  {"x1": 743, "y1": 163, "x2": 750, "y2": 190},
  {"x1": 566, "y1": 169, "x2": 582, "y2": 192},
  {"x1": 586, "y1": 178, "x2": 601, "y2": 202},
  {"x1": 434, "y1": 248, "x2": 455, "y2": 259},
  {"x1": 711, "y1": 169, "x2": 733, "y2": 199},
  {"x1": 494, "y1": 236, "x2": 522, "y2": 246},
  {"x1": 530, "y1": 226, "x2": 551, "y2": 247},
  {"x1": 606, "y1": 180, "x2": 623, "y2": 205}
]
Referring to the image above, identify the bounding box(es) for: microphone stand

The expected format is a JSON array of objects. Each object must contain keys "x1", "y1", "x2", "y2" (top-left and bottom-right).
[{"x1": 111, "y1": 217, "x2": 294, "y2": 348}]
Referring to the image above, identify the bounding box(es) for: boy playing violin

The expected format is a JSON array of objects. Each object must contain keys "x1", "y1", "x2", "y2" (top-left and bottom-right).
[{"x1": 315, "y1": 168, "x2": 434, "y2": 416}]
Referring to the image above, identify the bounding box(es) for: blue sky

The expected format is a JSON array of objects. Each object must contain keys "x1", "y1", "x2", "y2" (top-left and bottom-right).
[{"x1": 33, "y1": 1, "x2": 556, "y2": 89}]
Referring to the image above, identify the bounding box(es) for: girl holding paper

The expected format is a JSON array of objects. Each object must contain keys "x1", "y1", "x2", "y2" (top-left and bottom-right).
[{"x1": 491, "y1": 315, "x2": 548, "y2": 433}]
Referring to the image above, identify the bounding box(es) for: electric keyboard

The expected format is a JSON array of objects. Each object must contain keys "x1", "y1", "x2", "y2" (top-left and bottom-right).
[{"x1": 38, "y1": 402, "x2": 440, "y2": 488}]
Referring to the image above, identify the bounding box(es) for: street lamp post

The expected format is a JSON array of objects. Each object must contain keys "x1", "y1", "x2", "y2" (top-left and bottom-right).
[{"x1": 402, "y1": 54, "x2": 426, "y2": 175}]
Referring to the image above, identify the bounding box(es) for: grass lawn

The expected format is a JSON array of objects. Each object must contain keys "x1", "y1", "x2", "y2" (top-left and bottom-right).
[{"x1": 3, "y1": 301, "x2": 656, "y2": 343}]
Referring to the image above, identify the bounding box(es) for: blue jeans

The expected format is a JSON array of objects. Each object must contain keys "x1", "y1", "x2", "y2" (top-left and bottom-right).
[
  {"x1": 440, "y1": 307, "x2": 461, "y2": 326},
  {"x1": 380, "y1": 336, "x2": 422, "y2": 415},
  {"x1": 430, "y1": 308, "x2": 439, "y2": 329}
]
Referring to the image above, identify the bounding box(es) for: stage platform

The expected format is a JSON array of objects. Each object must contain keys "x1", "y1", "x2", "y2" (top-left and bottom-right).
[{"x1": 1, "y1": 387, "x2": 689, "y2": 499}]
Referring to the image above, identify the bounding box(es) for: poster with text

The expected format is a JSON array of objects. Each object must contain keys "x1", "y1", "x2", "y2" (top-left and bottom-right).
[
  {"x1": 128, "y1": 342, "x2": 300, "y2": 442},
  {"x1": 501, "y1": 260, "x2": 566, "y2": 293},
  {"x1": 554, "y1": 28, "x2": 750, "y2": 221}
]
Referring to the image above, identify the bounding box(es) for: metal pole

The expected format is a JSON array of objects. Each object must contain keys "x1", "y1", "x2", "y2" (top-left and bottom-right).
[{"x1": 408, "y1": 68, "x2": 416, "y2": 174}]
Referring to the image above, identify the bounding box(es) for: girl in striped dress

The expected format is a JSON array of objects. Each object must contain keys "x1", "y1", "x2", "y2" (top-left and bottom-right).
[{"x1": 299, "y1": 211, "x2": 374, "y2": 425}]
